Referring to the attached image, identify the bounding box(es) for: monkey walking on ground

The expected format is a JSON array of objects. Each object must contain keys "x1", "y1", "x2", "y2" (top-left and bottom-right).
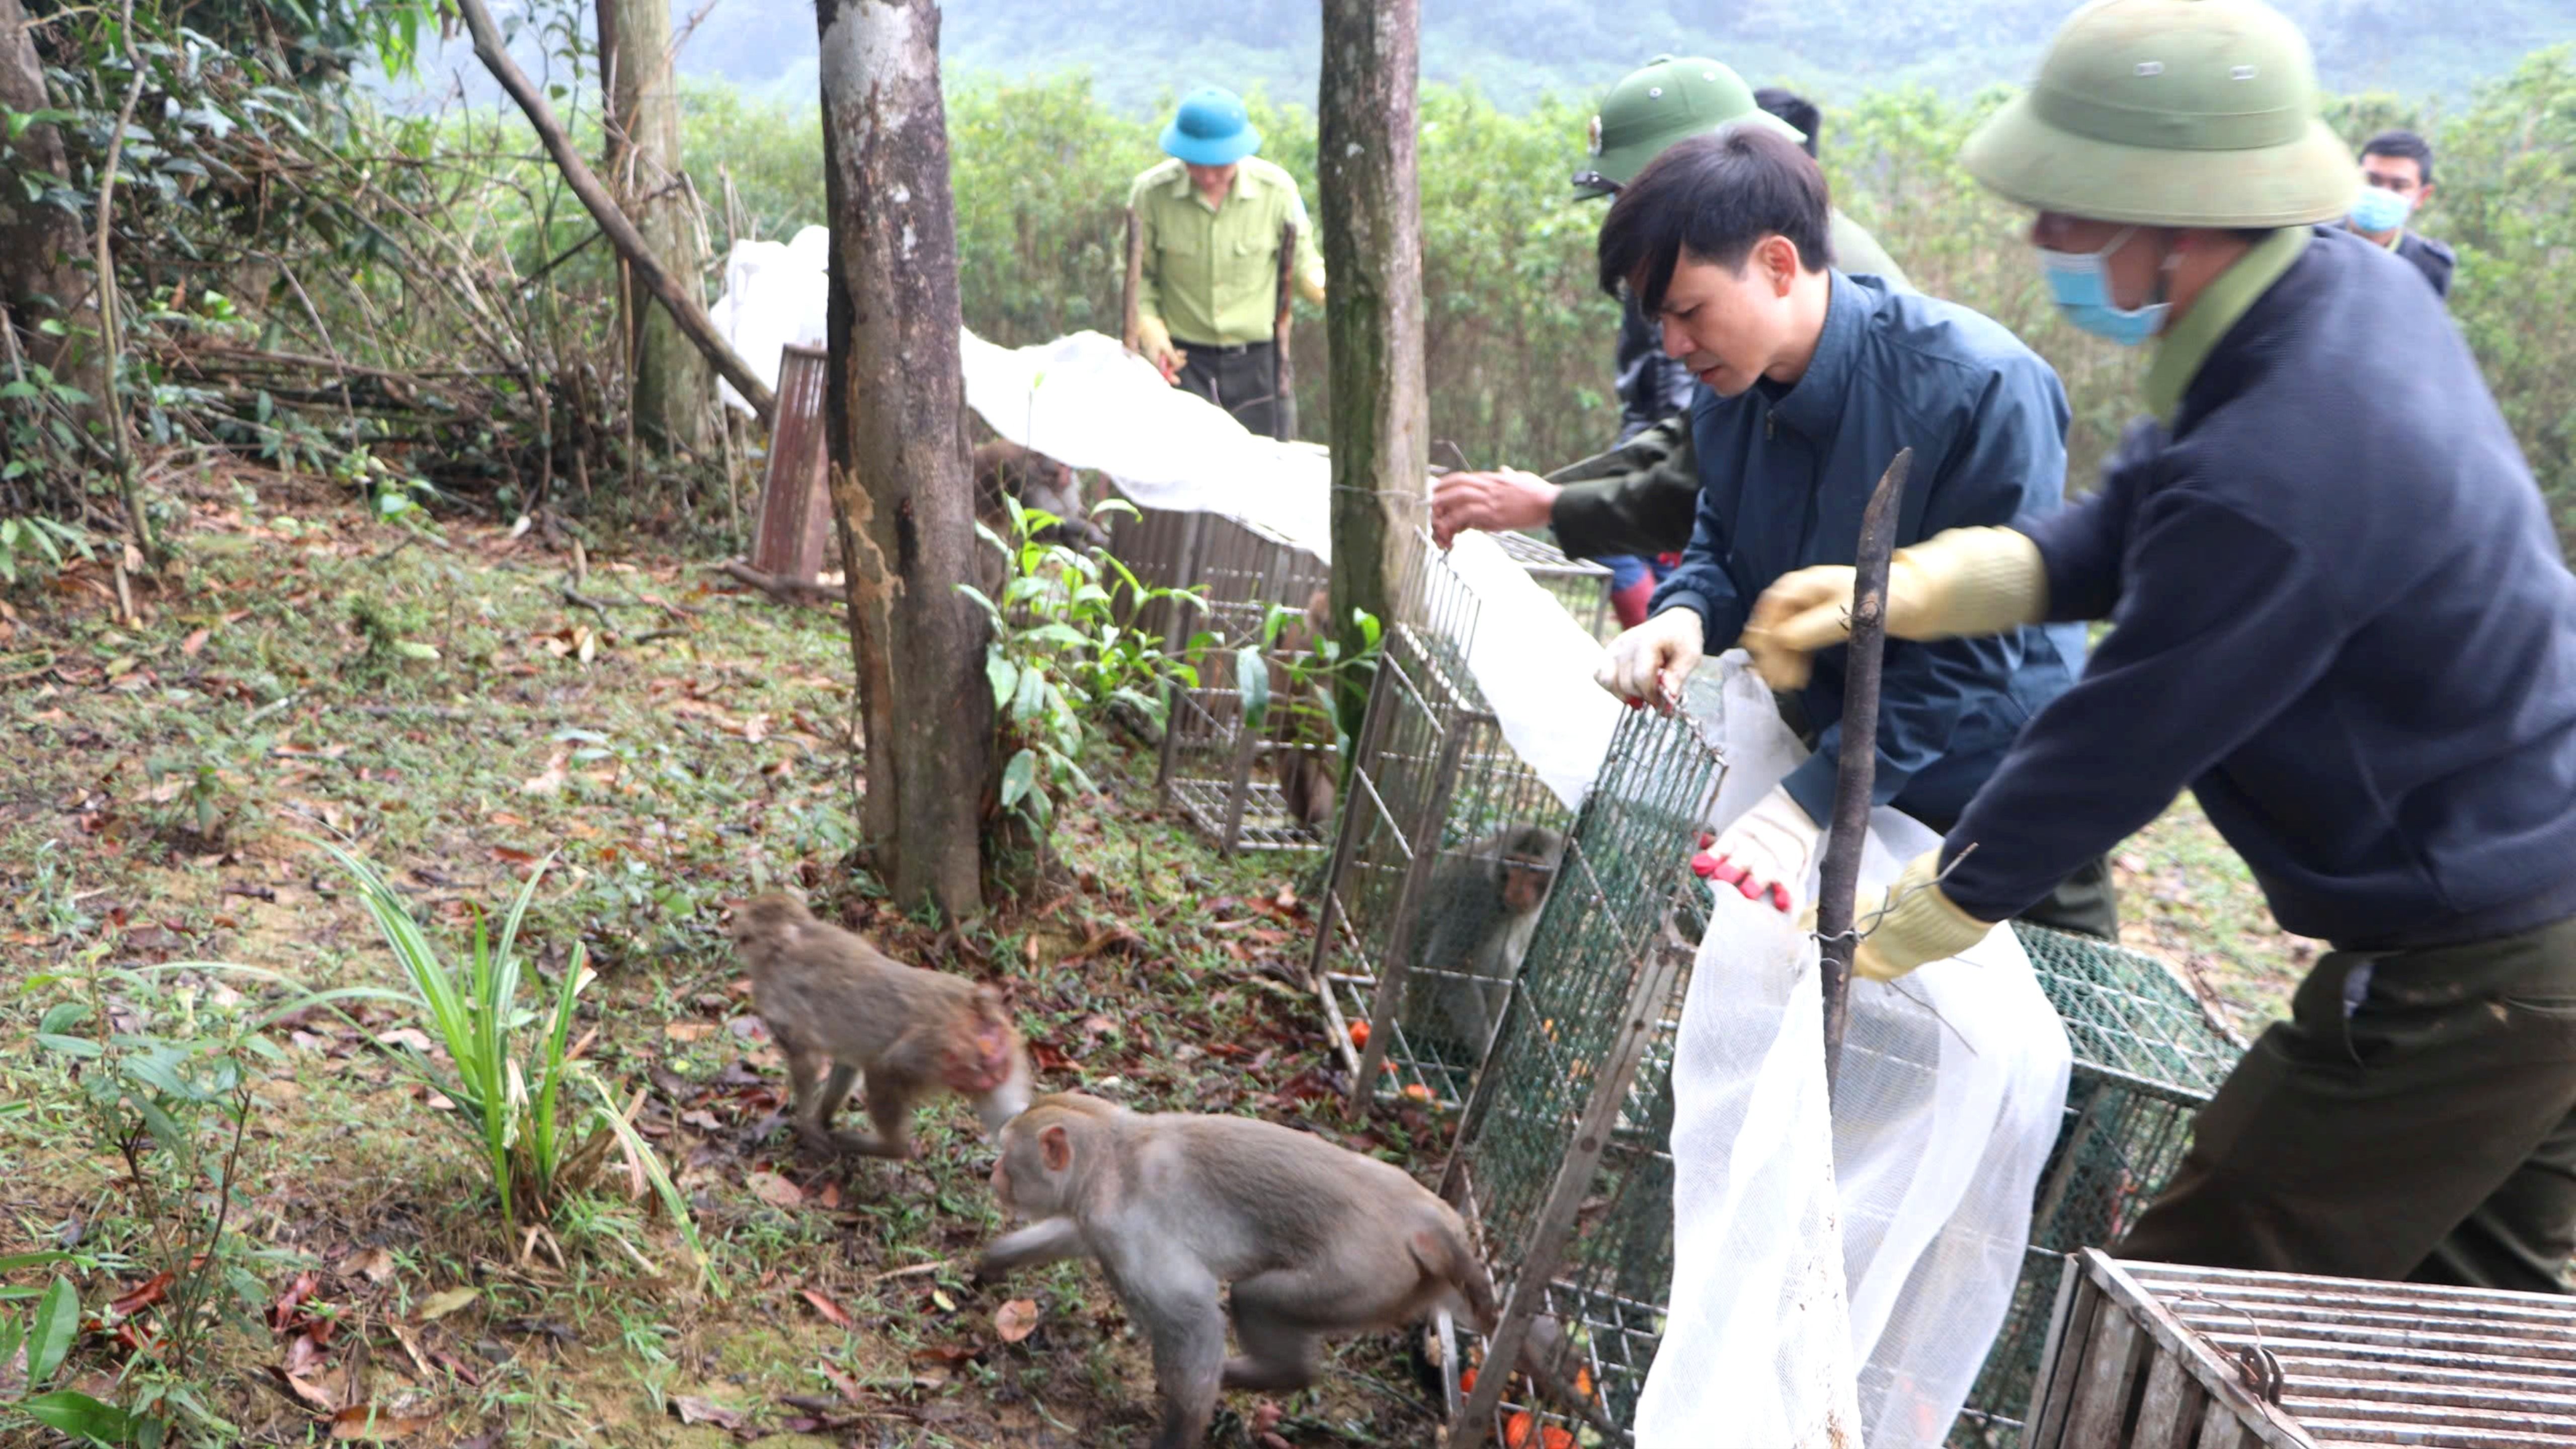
[
  {"x1": 976, "y1": 1093, "x2": 1498, "y2": 1449},
  {"x1": 1266, "y1": 587, "x2": 1339, "y2": 831},
  {"x1": 730, "y1": 893, "x2": 1033, "y2": 1159},
  {"x1": 1415, "y1": 824, "x2": 1565, "y2": 1061}
]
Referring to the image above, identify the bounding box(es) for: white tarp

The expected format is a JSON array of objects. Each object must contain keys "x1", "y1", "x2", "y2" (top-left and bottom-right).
[{"x1": 1637, "y1": 656, "x2": 2073, "y2": 1448}]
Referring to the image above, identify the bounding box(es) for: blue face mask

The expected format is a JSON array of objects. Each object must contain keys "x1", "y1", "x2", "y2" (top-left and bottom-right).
[
  {"x1": 2036, "y1": 227, "x2": 2169, "y2": 347},
  {"x1": 2350, "y1": 185, "x2": 2412, "y2": 235}
]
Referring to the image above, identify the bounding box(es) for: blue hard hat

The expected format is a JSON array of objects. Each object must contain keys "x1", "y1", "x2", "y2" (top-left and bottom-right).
[{"x1": 1161, "y1": 88, "x2": 1261, "y2": 166}]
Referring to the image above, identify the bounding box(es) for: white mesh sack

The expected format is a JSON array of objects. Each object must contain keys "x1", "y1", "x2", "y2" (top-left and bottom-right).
[{"x1": 1635, "y1": 655, "x2": 2071, "y2": 1449}]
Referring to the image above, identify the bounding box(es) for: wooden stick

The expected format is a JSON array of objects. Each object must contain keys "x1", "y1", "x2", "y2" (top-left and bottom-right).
[
  {"x1": 718, "y1": 557, "x2": 841, "y2": 607},
  {"x1": 1272, "y1": 218, "x2": 1298, "y2": 432},
  {"x1": 1814, "y1": 446, "x2": 1911, "y2": 1094},
  {"x1": 1120, "y1": 207, "x2": 1144, "y2": 354},
  {"x1": 446, "y1": 0, "x2": 776, "y2": 423}
]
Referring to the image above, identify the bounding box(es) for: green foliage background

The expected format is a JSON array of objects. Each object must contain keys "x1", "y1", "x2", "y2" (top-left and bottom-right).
[{"x1": 689, "y1": 50, "x2": 2576, "y2": 546}]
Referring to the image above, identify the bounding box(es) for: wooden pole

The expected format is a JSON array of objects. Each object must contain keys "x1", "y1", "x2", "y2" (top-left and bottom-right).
[
  {"x1": 449, "y1": 0, "x2": 776, "y2": 423},
  {"x1": 1120, "y1": 207, "x2": 1144, "y2": 355},
  {"x1": 1271, "y1": 218, "x2": 1298, "y2": 439},
  {"x1": 1814, "y1": 446, "x2": 1911, "y2": 1092}
]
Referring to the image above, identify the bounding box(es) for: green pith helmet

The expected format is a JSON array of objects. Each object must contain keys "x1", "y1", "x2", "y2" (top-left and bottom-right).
[
  {"x1": 1573, "y1": 55, "x2": 1805, "y2": 201},
  {"x1": 1961, "y1": 0, "x2": 2357, "y2": 227}
]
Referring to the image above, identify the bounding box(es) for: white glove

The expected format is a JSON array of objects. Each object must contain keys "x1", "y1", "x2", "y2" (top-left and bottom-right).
[
  {"x1": 1693, "y1": 785, "x2": 1821, "y2": 914},
  {"x1": 1595, "y1": 606, "x2": 1704, "y2": 711}
]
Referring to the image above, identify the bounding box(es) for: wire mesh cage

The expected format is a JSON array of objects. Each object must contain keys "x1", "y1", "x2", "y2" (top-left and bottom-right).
[
  {"x1": 1487, "y1": 530, "x2": 1616, "y2": 642},
  {"x1": 1117, "y1": 505, "x2": 1335, "y2": 854},
  {"x1": 1949, "y1": 925, "x2": 2247, "y2": 1448},
  {"x1": 1308, "y1": 522, "x2": 1584, "y2": 1112},
  {"x1": 1431, "y1": 682, "x2": 1735, "y2": 1448}
]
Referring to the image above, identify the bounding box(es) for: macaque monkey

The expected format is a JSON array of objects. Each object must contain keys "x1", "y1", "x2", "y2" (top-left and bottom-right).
[
  {"x1": 1267, "y1": 587, "x2": 1338, "y2": 830},
  {"x1": 976, "y1": 1093, "x2": 1498, "y2": 1449},
  {"x1": 1417, "y1": 824, "x2": 1565, "y2": 1059},
  {"x1": 972, "y1": 438, "x2": 1106, "y2": 550},
  {"x1": 730, "y1": 893, "x2": 1033, "y2": 1158}
]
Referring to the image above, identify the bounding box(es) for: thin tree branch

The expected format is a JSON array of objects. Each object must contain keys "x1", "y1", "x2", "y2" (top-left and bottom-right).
[{"x1": 447, "y1": 0, "x2": 775, "y2": 422}]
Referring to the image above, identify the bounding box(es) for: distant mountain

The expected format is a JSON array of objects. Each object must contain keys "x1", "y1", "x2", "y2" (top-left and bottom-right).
[{"x1": 380, "y1": 0, "x2": 2575, "y2": 116}]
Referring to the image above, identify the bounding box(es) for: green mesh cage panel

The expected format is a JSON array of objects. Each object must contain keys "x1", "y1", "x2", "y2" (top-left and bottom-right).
[
  {"x1": 1949, "y1": 924, "x2": 2246, "y2": 1448},
  {"x1": 1442, "y1": 686, "x2": 1730, "y2": 1443},
  {"x1": 1311, "y1": 524, "x2": 1576, "y2": 1111}
]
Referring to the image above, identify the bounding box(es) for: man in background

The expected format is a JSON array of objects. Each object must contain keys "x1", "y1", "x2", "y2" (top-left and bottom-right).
[
  {"x1": 2348, "y1": 128, "x2": 2455, "y2": 300},
  {"x1": 1432, "y1": 57, "x2": 1911, "y2": 625},
  {"x1": 1127, "y1": 87, "x2": 1326, "y2": 441}
]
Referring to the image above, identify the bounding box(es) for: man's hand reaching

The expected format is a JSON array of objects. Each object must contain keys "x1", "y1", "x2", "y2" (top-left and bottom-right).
[{"x1": 1430, "y1": 468, "x2": 1559, "y2": 549}]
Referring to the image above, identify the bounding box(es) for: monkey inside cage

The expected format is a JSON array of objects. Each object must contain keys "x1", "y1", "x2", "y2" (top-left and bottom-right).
[
  {"x1": 1308, "y1": 522, "x2": 1579, "y2": 1113},
  {"x1": 1133, "y1": 508, "x2": 1338, "y2": 854},
  {"x1": 1427, "y1": 680, "x2": 1733, "y2": 1448}
]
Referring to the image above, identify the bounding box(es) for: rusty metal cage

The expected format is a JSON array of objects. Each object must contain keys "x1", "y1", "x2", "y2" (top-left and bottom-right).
[
  {"x1": 1952, "y1": 927, "x2": 2247, "y2": 1447},
  {"x1": 1308, "y1": 522, "x2": 1577, "y2": 1112},
  {"x1": 2030, "y1": 1249, "x2": 2576, "y2": 1448},
  {"x1": 1430, "y1": 681, "x2": 1735, "y2": 1448}
]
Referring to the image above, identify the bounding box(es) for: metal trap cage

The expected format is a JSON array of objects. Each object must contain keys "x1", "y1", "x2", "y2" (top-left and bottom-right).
[
  {"x1": 1488, "y1": 530, "x2": 1616, "y2": 643},
  {"x1": 1130, "y1": 508, "x2": 1335, "y2": 854},
  {"x1": 1430, "y1": 685, "x2": 1735, "y2": 1448},
  {"x1": 1308, "y1": 520, "x2": 1580, "y2": 1112},
  {"x1": 1951, "y1": 926, "x2": 2247, "y2": 1448}
]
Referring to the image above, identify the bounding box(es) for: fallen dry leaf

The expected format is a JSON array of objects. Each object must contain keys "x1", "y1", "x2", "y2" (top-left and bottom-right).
[
  {"x1": 994, "y1": 1299, "x2": 1039, "y2": 1344},
  {"x1": 668, "y1": 1396, "x2": 744, "y2": 1429},
  {"x1": 180, "y1": 626, "x2": 211, "y2": 657},
  {"x1": 415, "y1": 1287, "x2": 477, "y2": 1323},
  {"x1": 662, "y1": 1022, "x2": 715, "y2": 1043},
  {"x1": 338, "y1": 1247, "x2": 396, "y2": 1284},
  {"x1": 520, "y1": 747, "x2": 571, "y2": 795},
  {"x1": 801, "y1": 1289, "x2": 852, "y2": 1329},
  {"x1": 746, "y1": 1171, "x2": 803, "y2": 1209}
]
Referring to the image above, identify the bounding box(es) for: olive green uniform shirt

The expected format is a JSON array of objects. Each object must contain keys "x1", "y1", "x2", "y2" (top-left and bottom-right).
[{"x1": 1130, "y1": 156, "x2": 1327, "y2": 347}]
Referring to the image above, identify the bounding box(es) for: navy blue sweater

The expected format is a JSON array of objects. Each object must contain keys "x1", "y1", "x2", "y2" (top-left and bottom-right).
[{"x1": 1943, "y1": 227, "x2": 2576, "y2": 949}]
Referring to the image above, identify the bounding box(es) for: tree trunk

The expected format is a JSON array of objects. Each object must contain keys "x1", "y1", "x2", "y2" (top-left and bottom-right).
[
  {"x1": 816, "y1": 0, "x2": 988, "y2": 920},
  {"x1": 0, "y1": 0, "x2": 103, "y2": 414},
  {"x1": 1318, "y1": 0, "x2": 1425, "y2": 723},
  {"x1": 597, "y1": 0, "x2": 714, "y2": 457}
]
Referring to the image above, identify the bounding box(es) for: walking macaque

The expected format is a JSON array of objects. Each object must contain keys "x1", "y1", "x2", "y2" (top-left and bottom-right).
[
  {"x1": 976, "y1": 1093, "x2": 1497, "y2": 1449},
  {"x1": 1267, "y1": 588, "x2": 1338, "y2": 830},
  {"x1": 972, "y1": 438, "x2": 1106, "y2": 550},
  {"x1": 730, "y1": 893, "x2": 1033, "y2": 1159},
  {"x1": 1417, "y1": 824, "x2": 1565, "y2": 1059}
]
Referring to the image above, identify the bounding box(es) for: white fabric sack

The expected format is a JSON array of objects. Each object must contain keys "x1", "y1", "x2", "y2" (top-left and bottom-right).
[{"x1": 1635, "y1": 655, "x2": 2071, "y2": 1449}]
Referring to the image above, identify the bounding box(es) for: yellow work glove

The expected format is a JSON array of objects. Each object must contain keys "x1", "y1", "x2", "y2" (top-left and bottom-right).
[
  {"x1": 1134, "y1": 315, "x2": 1185, "y2": 382},
  {"x1": 1595, "y1": 606, "x2": 1703, "y2": 711},
  {"x1": 1743, "y1": 527, "x2": 2047, "y2": 691},
  {"x1": 1850, "y1": 850, "x2": 1994, "y2": 982}
]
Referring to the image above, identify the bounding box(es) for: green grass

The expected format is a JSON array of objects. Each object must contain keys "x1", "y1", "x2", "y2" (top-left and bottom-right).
[{"x1": 0, "y1": 461, "x2": 2304, "y2": 1444}]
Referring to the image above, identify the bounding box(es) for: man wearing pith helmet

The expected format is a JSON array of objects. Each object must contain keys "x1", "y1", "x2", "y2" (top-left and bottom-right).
[
  {"x1": 1126, "y1": 87, "x2": 1325, "y2": 441},
  {"x1": 1747, "y1": 0, "x2": 2576, "y2": 1291}
]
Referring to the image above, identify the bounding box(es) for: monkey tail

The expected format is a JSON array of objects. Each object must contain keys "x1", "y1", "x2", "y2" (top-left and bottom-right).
[{"x1": 1410, "y1": 1223, "x2": 1500, "y2": 1334}]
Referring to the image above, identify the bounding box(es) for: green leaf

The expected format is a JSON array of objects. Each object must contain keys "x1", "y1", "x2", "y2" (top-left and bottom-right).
[
  {"x1": 1235, "y1": 646, "x2": 1270, "y2": 730},
  {"x1": 998, "y1": 749, "x2": 1036, "y2": 810},
  {"x1": 20, "y1": 1389, "x2": 134, "y2": 1443},
  {"x1": 36, "y1": 1032, "x2": 103, "y2": 1059},
  {"x1": 986, "y1": 653, "x2": 1019, "y2": 710},
  {"x1": 38, "y1": 1001, "x2": 91, "y2": 1035},
  {"x1": 27, "y1": 1276, "x2": 80, "y2": 1386}
]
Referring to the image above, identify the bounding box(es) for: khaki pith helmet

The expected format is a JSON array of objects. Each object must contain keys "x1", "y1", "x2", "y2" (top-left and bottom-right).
[
  {"x1": 1573, "y1": 55, "x2": 1805, "y2": 201},
  {"x1": 1961, "y1": 0, "x2": 2357, "y2": 227}
]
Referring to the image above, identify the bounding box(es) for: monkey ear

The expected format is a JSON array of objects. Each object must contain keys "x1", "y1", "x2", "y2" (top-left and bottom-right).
[{"x1": 1039, "y1": 1124, "x2": 1072, "y2": 1173}]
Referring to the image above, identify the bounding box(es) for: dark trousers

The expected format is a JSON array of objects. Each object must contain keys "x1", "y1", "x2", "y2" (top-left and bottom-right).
[
  {"x1": 1174, "y1": 337, "x2": 1292, "y2": 441},
  {"x1": 2122, "y1": 913, "x2": 2576, "y2": 1293}
]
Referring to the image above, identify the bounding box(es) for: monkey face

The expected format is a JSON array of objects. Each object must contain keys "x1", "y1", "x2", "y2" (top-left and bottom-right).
[{"x1": 1499, "y1": 860, "x2": 1556, "y2": 915}]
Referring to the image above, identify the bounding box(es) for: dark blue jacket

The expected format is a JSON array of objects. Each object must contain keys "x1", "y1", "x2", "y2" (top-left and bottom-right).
[
  {"x1": 1649, "y1": 271, "x2": 2085, "y2": 826},
  {"x1": 1944, "y1": 226, "x2": 2576, "y2": 948}
]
